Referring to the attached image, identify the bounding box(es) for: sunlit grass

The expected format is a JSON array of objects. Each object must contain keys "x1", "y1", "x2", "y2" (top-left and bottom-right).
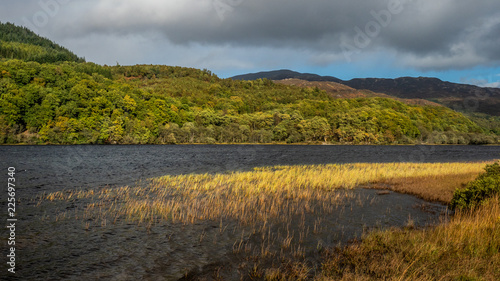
[
  {"x1": 41, "y1": 162, "x2": 490, "y2": 226},
  {"x1": 38, "y1": 161, "x2": 497, "y2": 279},
  {"x1": 319, "y1": 196, "x2": 500, "y2": 280}
]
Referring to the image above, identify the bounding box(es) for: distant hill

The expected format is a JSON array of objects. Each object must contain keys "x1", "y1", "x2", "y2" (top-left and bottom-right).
[
  {"x1": 232, "y1": 70, "x2": 500, "y2": 116},
  {"x1": 0, "y1": 22, "x2": 84, "y2": 63},
  {"x1": 275, "y1": 78, "x2": 442, "y2": 107},
  {"x1": 343, "y1": 77, "x2": 500, "y2": 116},
  {"x1": 231, "y1": 69, "x2": 343, "y2": 83},
  {"x1": 275, "y1": 78, "x2": 360, "y2": 97}
]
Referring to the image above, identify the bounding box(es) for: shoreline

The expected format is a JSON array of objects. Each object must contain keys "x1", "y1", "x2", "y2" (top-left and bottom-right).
[{"x1": 3, "y1": 142, "x2": 500, "y2": 146}]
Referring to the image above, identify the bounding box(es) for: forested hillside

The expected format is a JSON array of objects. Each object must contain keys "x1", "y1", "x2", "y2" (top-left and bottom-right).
[
  {"x1": 233, "y1": 70, "x2": 500, "y2": 116},
  {"x1": 1, "y1": 60, "x2": 497, "y2": 145},
  {"x1": 0, "y1": 22, "x2": 84, "y2": 63},
  {"x1": 0, "y1": 22, "x2": 498, "y2": 145}
]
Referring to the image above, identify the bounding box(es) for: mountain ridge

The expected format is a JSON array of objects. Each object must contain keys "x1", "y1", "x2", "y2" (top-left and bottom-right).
[
  {"x1": 231, "y1": 70, "x2": 500, "y2": 116},
  {"x1": 231, "y1": 69, "x2": 343, "y2": 83}
]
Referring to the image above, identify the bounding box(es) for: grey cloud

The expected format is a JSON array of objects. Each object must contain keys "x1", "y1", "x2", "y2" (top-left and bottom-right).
[
  {"x1": 61, "y1": 0, "x2": 389, "y2": 47},
  {"x1": 2, "y1": 0, "x2": 500, "y2": 71},
  {"x1": 476, "y1": 20, "x2": 500, "y2": 61},
  {"x1": 382, "y1": 2, "x2": 500, "y2": 54}
]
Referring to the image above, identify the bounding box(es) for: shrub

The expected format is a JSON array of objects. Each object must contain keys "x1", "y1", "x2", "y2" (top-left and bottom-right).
[{"x1": 450, "y1": 162, "x2": 500, "y2": 210}]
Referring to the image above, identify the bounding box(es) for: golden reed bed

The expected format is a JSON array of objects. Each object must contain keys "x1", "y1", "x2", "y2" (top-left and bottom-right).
[
  {"x1": 39, "y1": 161, "x2": 499, "y2": 280},
  {"x1": 42, "y1": 162, "x2": 490, "y2": 226}
]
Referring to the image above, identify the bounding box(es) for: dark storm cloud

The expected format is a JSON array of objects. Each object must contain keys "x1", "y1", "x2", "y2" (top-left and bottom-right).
[
  {"x1": 2, "y1": 0, "x2": 500, "y2": 70},
  {"x1": 476, "y1": 20, "x2": 500, "y2": 61},
  {"x1": 63, "y1": 0, "x2": 387, "y2": 47},
  {"x1": 380, "y1": 2, "x2": 493, "y2": 53}
]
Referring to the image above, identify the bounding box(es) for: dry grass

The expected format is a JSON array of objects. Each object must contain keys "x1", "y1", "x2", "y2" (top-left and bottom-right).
[
  {"x1": 38, "y1": 161, "x2": 496, "y2": 279},
  {"x1": 41, "y1": 162, "x2": 490, "y2": 226},
  {"x1": 373, "y1": 172, "x2": 481, "y2": 203},
  {"x1": 319, "y1": 196, "x2": 500, "y2": 280}
]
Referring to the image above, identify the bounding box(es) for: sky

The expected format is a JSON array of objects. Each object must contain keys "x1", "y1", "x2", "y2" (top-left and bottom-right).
[{"x1": 1, "y1": 0, "x2": 500, "y2": 87}]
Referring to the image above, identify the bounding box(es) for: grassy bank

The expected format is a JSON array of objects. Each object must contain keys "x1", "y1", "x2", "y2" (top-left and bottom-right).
[
  {"x1": 319, "y1": 196, "x2": 500, "y2": 280},
  {"x1": 39, "y1": 161, "x2": 498, "y2": 279}
]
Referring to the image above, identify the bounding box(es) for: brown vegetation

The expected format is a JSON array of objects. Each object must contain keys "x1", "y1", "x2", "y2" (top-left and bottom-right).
[
  {"x1": 37, "y1": 161, "x2": 499, "y2": 279},
  {"x1": 319, "y1": 196, "x2": 500, "y2": 280},
  {"x1": 275, "y1": 78, "x2": 443, "y2": 107},
  {"x1": 371, "y1": 172, "x2": 480, "y2": 203}
]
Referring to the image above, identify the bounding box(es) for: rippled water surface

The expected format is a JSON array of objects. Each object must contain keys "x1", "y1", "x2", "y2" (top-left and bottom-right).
[
  {"x1": 0, "y1": 145, "x2": 499, "y2": 280},
  {"x1": 1, "y1": 145, "x2": 500, "y2": 194}
]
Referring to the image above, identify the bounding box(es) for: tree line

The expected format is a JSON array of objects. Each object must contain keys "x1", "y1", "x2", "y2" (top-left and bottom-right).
[
  {"x1": 0, "y1": 22, "x2": 84, "y2": 63},
  {"x1": 1, "y1": 60, "x2": 498, "y2": 145}
]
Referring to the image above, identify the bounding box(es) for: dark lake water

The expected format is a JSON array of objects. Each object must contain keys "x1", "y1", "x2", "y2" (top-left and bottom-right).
[
  {"x1": 1, "y1": 145, "x2": 500, "y2": 195},
  {"x1": 1, "y1": 145, "x2": 499, "y2": 280}
]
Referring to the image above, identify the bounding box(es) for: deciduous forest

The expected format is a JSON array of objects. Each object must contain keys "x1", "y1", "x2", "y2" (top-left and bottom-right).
[{"x1": 0, "y1": 22, "x2": 499, "y2": 145}]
